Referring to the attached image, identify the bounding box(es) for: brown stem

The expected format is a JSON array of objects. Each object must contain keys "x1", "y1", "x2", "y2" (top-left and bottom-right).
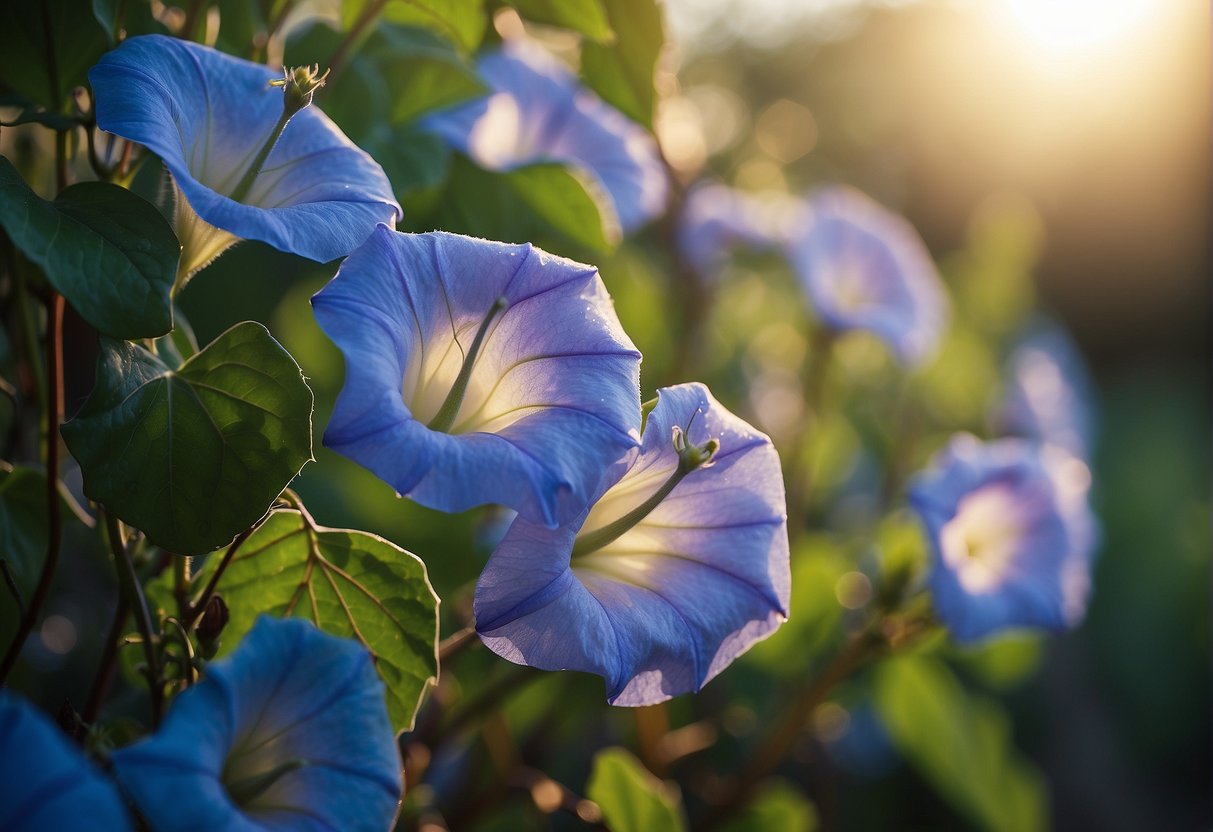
[
  {"x1": 182, "y1": 522, "x2": 258, "y2": 629},
  {"x1": 438, "y1": 625, "x2": 479, "y2": 663},
  {"x1": 83, "y1": 595, "x2": 131, "y2": 724},
  {"x1": 180, "y1": 0, "x2": 207, "y2": 41},
  {"x1": 0, "y1": 293, "x2": 65, "y2": 684}
]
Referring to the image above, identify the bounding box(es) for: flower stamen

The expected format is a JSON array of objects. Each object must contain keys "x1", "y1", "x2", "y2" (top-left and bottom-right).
[{"x1": 427, "y1": 296, "x2": 509, "y2": 433}]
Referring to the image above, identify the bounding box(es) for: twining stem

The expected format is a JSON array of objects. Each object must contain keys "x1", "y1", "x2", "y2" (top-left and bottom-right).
[
  {"x1": 106, "y1": 512, "x2": 164, "y2": 728},
  {"x1": 83, "y1": 594, "x2": 131, "y2": 725},
  {"x1": 438, "y1": 626, "x2": 479, "y2": 663},
  {"x1": 183, "y1": 523, "x2": 259, "y2": 629},
  {"x1": 0, "y1": 293, "x2": 64, "y2": 685},
  {"x1": 427, "y1": 297, "x2": 508, "y2": 433}
]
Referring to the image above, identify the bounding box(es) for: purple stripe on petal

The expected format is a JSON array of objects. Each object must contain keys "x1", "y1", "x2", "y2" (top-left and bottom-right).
[{"x1": 475, "y1": 383, "x2": 790, "y2": 706}]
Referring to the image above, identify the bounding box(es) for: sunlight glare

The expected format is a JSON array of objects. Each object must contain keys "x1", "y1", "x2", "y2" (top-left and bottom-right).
[{"x1": 994, "y1": 0, "x2": 1156, "y2": 53}]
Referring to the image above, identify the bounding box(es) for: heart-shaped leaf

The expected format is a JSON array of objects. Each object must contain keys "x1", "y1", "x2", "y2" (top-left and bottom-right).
[
  {"x1": 0, "y1": 157, "x2": 178, "y2": 340},
  {"x1": 191, "y1": 508, "x2": 440, "y2": 734},
  {"x1": 62, "y1": 322, "x2": 313, "y2": 554}
]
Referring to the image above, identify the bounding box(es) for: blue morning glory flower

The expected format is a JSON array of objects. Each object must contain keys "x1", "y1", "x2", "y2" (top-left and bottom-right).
[
  {"x1": 0, "y1": 691, "x2": 132, "y2": 831},
  {"x1": 474, "y1": 382, "x2": 790, "y2": 706},
  {"x1": 111, "y1": 616, "x2": 401, "y2": 832},
  {"x1": 909, "y1": 435, "x2": 1098, "y2": 643},
  {"x1": 89, "y1": 35, "x2": 400, "y2": 275},
  {"x1": 422, "y1": 42, "x2": 667, "y2": 233},
  {"x1": 785, "y1": 186, "x2": 948, "y2": 366},
  {"x1": 677, "y1": 183, "x2": 806, "y2": 280},
  {"x1": 312, "y1": 227, "x2": 642, "y2": 527},
  {"x1": 996, "y1": 321, "x2": 1097, "y2": 458}
]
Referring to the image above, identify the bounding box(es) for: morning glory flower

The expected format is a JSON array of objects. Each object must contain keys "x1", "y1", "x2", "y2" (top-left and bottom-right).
[
  {"x1": 908, "y1": 434, "x2": 1098, "y2": 643},
  {"x1": 996, "y1": 321, "x2": 1097, "y2": 458},
  {"x1": 0, "y1": 691, "x2": 132, "y2": 831},
  {"x1": 89, "y1": 35, "x2": 400, "y2": 279},
  {"x1": 422, "y1": 42, "x2": 667, "y2": 234},
  {"x1": 312, "y1": 227, "x2": 642, "y2": 527},
  {"x1": 475, "y1": 382, "x2": 790, "y2": 706},
  {"x1": 111, "y1": 616, "x2": 400, "y2": 832},
  {"x1": 677, "y1": 183, "x2": 807, "y2": 279},
  {"x1": 785, "y1": 186, "x2": 948, "y2": 366}
]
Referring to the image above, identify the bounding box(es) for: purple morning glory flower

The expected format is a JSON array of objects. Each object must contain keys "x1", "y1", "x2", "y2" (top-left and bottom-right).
[
  {"x1": 111, "y1": 616, "x2": 401, "y2": 832},
  {"x1": 474, "y1": 382, "x2": 790, "y2": 706},
  {"x1": 677, "y1": 183, "x2": 807, "y2": 279},
  {"x1": 422, "y1": 42, "x2": 667, "y2": 233},
  {"x1": 312, "y1": 227, "x2": 642, "y2": 527},
  {"x1": 0, "y1": 692, "x2": 132, "y2": 831},
  {"x1": 996, "y1": 321, "x2": 1097, "y2": 458},
  {"x1": 89, "y1": 35, "x2": 400, "y2": 275},
  {"x1": 785, "y1": 186, "x2": 948, "y2": 366},
  {"x1": 909, "y1": 435, "x2": 1098, "y2": 643}
]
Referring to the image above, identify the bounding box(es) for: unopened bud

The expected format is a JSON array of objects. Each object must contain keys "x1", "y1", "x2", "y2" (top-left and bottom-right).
[
  {"x1": 196, "y1": 595, "x2": 229, "y2": 658},
  {"x1": 673, "y1": 425, "x2": 719, "y2": 473},
  {"x1": 270, "y1": 64, "x2": 330, "y2": 116}
]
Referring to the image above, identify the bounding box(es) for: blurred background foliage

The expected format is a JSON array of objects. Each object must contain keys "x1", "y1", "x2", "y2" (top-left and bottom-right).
[{"x1": 1, "y1": 0, "x2": 1207, "y2": 829}]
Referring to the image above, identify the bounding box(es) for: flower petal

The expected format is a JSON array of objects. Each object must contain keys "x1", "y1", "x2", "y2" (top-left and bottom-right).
[
  {"x1": 677, "y1": 183, "x2": 807, "y2": 279},
  {"x1": 909, "y1": 434, "x2": 1099, "y2": 642},
  {"x1": 112, "y1": 617, "x2": 401, "y2": 832},
  {"x1": 313, "y1": 227, "x2": 642, "y2": 526},
  {"x1": 0, "y1": 692, "x2": 132, "y2": 831},
  {"x1": 422, "y1": 42, "x2": 667, "y2": 232},
  {"x1": 89, "y1": 35, "x2": 400, "y2": 263},
  {"x1": 785, "y1": 186, "x2": 947, "y2": 365},
  {"x1": 475, "y1": 382, "x2": 790, "y2": 705}
]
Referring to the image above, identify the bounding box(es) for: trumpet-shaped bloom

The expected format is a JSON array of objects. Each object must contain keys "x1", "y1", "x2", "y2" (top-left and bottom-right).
[
  {"x1": 909, "y1": 435, "x2": 1098, "y2": 643},
  {"x1": 422, "y1": 42, "x2": 667, "y2": 233},
  {"x1": 996, "y1": 321, "x2": 1097, "y2": 458},
  {"x1": 0, "y1": 692, "x2": 132, "y2": 831},
  {"x1": 677, "y1": 183, "x2": 807, "y2": 279},
  {"x1": 785, "y1": 186, "x2": 947, "y2": 366},
  {"x1": 89, "y1": 35, "x2": 400, "y2": 264},
  {"x1": 312, "y1": 227, "x2": 642, "y2": 527},
  {"x1": 111, "y1": 617, "x2": 400, "y2": 832},
  {"x1": 475, "y1": 383, "x2": 790, "y2": 706}
]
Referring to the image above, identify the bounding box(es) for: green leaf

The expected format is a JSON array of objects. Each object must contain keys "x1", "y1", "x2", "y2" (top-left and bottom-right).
[
  {"x1": 343, "y1": 0, "x2": 487, "y2": 54},
  {"x1": 191, "y1": 509, "x2": 439, "y2": 734},
  {"x1": 720, "y1": 781, "x2": 818, "y2": 832},
  {"x1": 873, "y1": 657, "x2": 1046, "y2": 832},
  {"x1": 580, "y1": 0, "x2": 663, "y2": 129},
  {"x1": 505, "y1": 0, "x2": 613, "y2": 42},
  {"x1": 91, "y1": 0, "x2": 168, "y2": 43},
  {"x1": 61, "y1": 322, "x2": 313, "y2": 555},
  {"x1": 367, "y1": 26, "x2": 486, "y2": 124},
  {"x1": 0, "y1": 0, "x2": 109, "y2": 111},
  {"x1": 587, "y1": 748, "x2": 686, "y2": 832},
  {"x1": 411, "y1": 156, "x2": 615, "y2": 256},
  {"x1": 370, "y1": 125, "x2": 452, "y2": 194},
  {"x1": 0, "y1": 157, "x2": 178, "y2": 340}
]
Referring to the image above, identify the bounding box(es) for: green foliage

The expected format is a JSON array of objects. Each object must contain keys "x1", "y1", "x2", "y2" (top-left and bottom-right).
[
  {"x1": 580, "y1": 0, "x2": 663, "y2": 129},
  {"x1": 368, "y1": 25, "x2": 487, "y2": 124},
  {"x1": 0, "y1": 0, "x2": 108, "y2": 111},
  {"x1": 409, "y1": 155, "x2": 616, "y2": 256},
  {"x1": 874, "y1": 656, "x2": 1046, "y2": 832},
  {"x1": 191, "y1": 509, "x2": 440, "y2": 734},
  {"x1": 721, "y1": 780, "x2": 818, "y2": 832},
  {"x1": 0, "y1": 157, "x2": 178, "y2": 340},
  {"x1": 344, "y1": 0, "x2": 487, "y2": 54},
  {"x1": 506, "y1": 0, "x2": 613, "y2": 42},
  {"x1": 587, "y1": 748, "x2": 687, "y2": 832},
  {"x1": 61, "y1": 323, "x2": 313, "y2": 555},
  {"x1": 0, "y1": 465, "x2": 49, "y2": 644}
]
